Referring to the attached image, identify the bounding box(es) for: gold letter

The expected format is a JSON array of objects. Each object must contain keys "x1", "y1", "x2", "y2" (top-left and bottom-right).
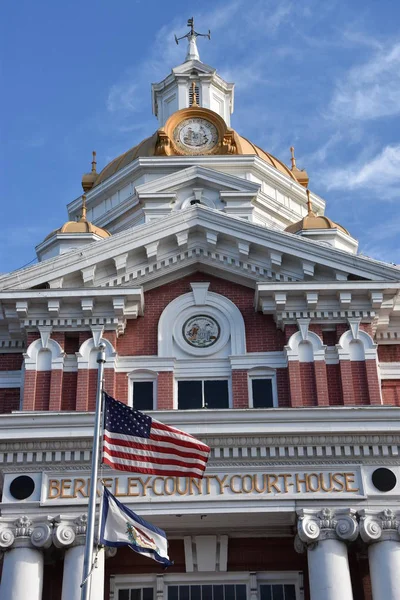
[
  {"x1": 73, "y1": 478, "x2": 88, "y2": 498},
  {"x1": 48, "y1": 479, "x2": 61, "y2": 499},
  {"x1": 344, "y1": 473, "x2": 359, "y2": 492},
  {"x1": 229, "y1": 475, "x2": 242, "y2": 494},
  {"x1": 128, "y1": 478, "x2": 140, "y2": 497},
  {"x1": 266, "y1": 474, "x2": 281, "y2": 494},
  {"x1": 295, "y1": 473, "x2": 308, "y2": 493}
]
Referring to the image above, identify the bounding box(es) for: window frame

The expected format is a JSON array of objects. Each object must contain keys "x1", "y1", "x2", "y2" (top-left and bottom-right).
[
  {"x1": 175, "y1": 376, "x2": 232, "y2": 410},
  {"x1": 110, "y1": 572, "x2": 304, "y2": 600},
  {"x1": 128, "y1": 369, "x2": 157, "y2": 411},
  {"x1": 247, "y1": 368, "x2": 278, "y2": 409}
]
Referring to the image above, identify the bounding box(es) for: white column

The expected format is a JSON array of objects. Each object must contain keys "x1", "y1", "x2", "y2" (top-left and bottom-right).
[
  {"x1": 54, "y1": 514, "x2": 106, "y2": 600},
  {"x1": 296, "y1": 508, "x2": 358, "y2": 600},
  {"x1": 359, "y1": 508, "x2": 400, "y2": 600},
  {"x1": 0, "y1": 516, "x2": 52, "y2": 600}
]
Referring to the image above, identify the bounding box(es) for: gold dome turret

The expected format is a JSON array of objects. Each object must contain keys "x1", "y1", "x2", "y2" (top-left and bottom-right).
[
  {"x1": 44, "y1": 194, "x2": 111, "y2": 241},
  {"x1": 285, "y1": 189, "x2": 349, "y2": 235},
  {"x1": 81, "y1": 151, "x2": 98, "y2": 192}
]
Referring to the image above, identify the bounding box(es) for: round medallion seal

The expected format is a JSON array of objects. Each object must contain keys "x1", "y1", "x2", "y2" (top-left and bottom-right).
[{"x1": 183, "y1": 315, "x2": 220, "y2": 348}]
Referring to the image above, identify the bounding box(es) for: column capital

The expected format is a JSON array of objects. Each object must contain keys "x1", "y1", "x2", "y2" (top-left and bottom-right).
[
  {"x1": 53, "y1": 514, "x2": 88, "y2": 548},
  {"x1": 297, "y1": 508, "x2": 358, "y2": 548},
  {"x1": 359, "y1": 508, "x2": 400, "y2": 544},
  {"x1": 0, "y1": 515, "x2": 53, "y2": 550}
]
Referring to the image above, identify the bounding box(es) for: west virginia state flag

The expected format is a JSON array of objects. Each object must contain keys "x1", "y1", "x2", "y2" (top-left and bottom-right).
[{"x1": 99, "y1": 486, "x2": 173, "y2": 567}]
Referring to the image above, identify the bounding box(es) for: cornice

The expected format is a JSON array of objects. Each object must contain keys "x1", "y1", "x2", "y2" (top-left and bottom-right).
[{"x1": 1, "y1": 206, "x2": 399, "y2": 291}]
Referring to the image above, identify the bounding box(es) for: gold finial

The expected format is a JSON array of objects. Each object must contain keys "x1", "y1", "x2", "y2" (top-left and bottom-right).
[
  {"x1": 306, "y1": 188, "x2": 313, "y2": 215},
  {"x1": 91, "y1": 151, "x2": 97, "y2": 173},
  {"x1": 80, "y1": 194, "x2": 87, "y2": 221},
  {"x1": 191, "y1": 81, "x2": 198, "y2": 106},
  {"x1": 290, "y1": 146, "x2": 297, "y2": 170}
]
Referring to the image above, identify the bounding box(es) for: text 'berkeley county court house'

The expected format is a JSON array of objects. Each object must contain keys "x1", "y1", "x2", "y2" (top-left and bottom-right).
[{"x1": 0, "y1": 20, "x2": 399, "y2": 600}]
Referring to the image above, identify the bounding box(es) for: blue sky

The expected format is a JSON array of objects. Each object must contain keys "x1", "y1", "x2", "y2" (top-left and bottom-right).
[{"x1": 1, "y1": 0, "x2": 400, "y2": 273}]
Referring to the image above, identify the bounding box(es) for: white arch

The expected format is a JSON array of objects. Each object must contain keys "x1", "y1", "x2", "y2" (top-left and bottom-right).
[
  {"x1": 24, "y1": 338, "x2": 64, "y2": 371},
  {"x1": 158, "y1": 283, "x2": 246, "y2": 357},
  {"x1": 285, "y1": 330, "x2": 325, "y2": 363},
  {"x1": 337, "y1": 329, "x2": 377, "y2": 360},
  {"x1": 77, "y1": 337, "x2": 116, "y2": 369}
]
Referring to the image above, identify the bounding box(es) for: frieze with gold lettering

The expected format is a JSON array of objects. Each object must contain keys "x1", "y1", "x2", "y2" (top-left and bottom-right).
[{"x1": 40, "y1": 469, "x2": 364, "y2": 505}]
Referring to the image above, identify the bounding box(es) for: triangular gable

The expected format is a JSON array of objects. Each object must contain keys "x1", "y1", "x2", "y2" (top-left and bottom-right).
[
  {"x1": 134, "y1": 165, "x2": 261, "y2": 195},
  {"x1": 0, "y1": 205, "x2": 399, "y2": 293}
]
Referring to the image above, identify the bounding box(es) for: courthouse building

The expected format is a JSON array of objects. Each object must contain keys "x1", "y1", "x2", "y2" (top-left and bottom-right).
[{"x1": 0, "y1": 21, "x2": 400, "y2": 600}]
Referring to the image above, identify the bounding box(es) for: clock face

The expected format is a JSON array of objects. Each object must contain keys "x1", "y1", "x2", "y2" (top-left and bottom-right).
[{"x1": 173, "y1": 118, "x2": 218, "y2": 154}]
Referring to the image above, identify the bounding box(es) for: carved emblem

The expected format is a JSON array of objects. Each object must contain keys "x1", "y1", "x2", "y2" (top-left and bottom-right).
[{"x1": 183, "y1": 315, "x2": 220, "y2": 348}]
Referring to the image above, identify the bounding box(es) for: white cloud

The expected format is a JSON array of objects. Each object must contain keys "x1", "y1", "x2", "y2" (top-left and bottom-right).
[
  {"x1": 324, "y1": 144, "x2": 400, "y2": 197},
  {"x1": 330, "y1": 43, "x2": 400, "y2": 120}
]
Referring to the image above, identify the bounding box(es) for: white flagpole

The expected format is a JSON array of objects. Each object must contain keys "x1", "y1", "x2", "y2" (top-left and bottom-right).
[{"x1": 80, "y1": 342, "x2": 106, "y2": 600}]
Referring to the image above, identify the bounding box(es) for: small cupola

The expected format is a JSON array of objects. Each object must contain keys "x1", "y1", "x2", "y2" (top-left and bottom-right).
[
  {"x1": 36, "y1": 193, "x2": 111, "y2": 262},
  {"x1": 285, "y1": 189, "x2": 358, "y2": 254}
]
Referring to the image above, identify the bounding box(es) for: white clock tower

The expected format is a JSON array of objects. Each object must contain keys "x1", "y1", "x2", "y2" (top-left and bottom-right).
[{"x1": 151, "y1": 18, "x2": 234, "y2": 126}]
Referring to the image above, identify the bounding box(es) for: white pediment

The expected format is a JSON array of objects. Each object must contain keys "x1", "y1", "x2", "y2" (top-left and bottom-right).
[{"x1": 0, "y1": 205, "x2": 399, "y2": 296}]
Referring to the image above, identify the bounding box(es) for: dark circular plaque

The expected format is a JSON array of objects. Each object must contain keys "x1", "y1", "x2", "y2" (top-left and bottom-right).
[
  {"x1": 183, "y1": 315, "x2": 220, "y2": 348},
  {"x1": 371, "y1": 468, "x2": 397, "y2": 492},
  {"x1": 9, "y1": 475, "x2": 35, "y2": 500}
]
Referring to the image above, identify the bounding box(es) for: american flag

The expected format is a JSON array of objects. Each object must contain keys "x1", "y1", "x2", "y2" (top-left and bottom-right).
[{"x1": 102, "y1": 393, "x2": 210, "y2": 479}]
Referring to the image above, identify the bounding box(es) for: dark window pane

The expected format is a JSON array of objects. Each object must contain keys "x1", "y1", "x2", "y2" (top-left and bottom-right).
[
  {"x1": 204, "y1": 380, "x2": 229, "y2": 408},
  {"x1": 191, "y1": 586, "x2": 201, "y2": 600},
  {"x1": 224, "y1": 585, "x2": 235, "y2": 600},
  {"x1": 271, "y1": 585, "x2": 284, "y2": 600},
  {"x1": 178, "y1": 381, "x2": 202, "y2": 409},
  {"x1": 180, "y1": 586, "x2": 190, "y2": 600},
  {"x1": 133, "y1": 381, "x2": 154, "y2": 411},
  {"x1": 213, "y1": 585, "x2": 224, "y2": 600},
  {"x1": 283, "y1": 585, "x2": 296, "y2": 600},
  {"x1": 131, "y1": 591, "x2": 141, "y2": 600},
  {"x1": 202, "y1": 585, "x2": 213, "y2": 600},
  {"x1": 252, "y1": 379, "x2": 273, "y2": 408},
  {"x1": 259, "y1": 586, "x2": 272, "y2": 600},
  {"x1": 143, "y1": 589, "x2": 154, "y2": 600},
  {"x1": 119, "y1": 591, "x2": 129, "y2": 600},
  {"x1": 169, "y1": 587, "x2": 179, "y2": 600},
  {"x1": 235, "y1": 585, "x2": 246, "y2": 600}
]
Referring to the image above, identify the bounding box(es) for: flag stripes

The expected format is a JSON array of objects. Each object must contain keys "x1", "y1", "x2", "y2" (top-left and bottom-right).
[{"x1": 102, "y1": 393, "x2": 210, "y2": 479}]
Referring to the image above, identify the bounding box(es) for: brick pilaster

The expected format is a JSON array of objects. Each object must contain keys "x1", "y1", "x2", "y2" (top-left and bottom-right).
[
  {"x1": 104, "y1": 368, "x2": 116, "y2": 398},
  {"x1": 314, "y1": 361, "x2": 330, "y2": 406},
  {"x1": 157, "y1": 372, "x2": 173, "y2": 409},
  {"x1": 365, "y1": 360, "x2": 382, "y2": 405},
  {"x1": 23, "y1": 370, "x2": 37, "y2": 410},
  {"x1": 49, "y1": 369, "x2": 63, "y2": 411},
  {"x1": 232, "y1": 370, "x2": 248, "y2": 408},
  {"x1": 288, "y1": 361, "x2": 302, "y2": 407},
  {"x1": 76, "y1": 369, "x2": 89, "y2": 411},
  {"x1": 339, "y1": 360, "x2": 354, "y2": 405}
]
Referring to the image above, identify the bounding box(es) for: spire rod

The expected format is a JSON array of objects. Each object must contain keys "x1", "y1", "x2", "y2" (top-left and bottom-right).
[
  {"x1": 290, "y1": 146, "x2": 297, "y2": 170},
  {"x1": 174, "y1": 17, "x2": 210, "y2": 62},
  {"x1": 306, "y1": 189, "x2": 313, "y2": 215},
  {"x1": 80, "y1": 194, "x2": 87, "y2": 221},
  {"x1": 91, "y1": 151, "x2": 97, "y2": 174}
]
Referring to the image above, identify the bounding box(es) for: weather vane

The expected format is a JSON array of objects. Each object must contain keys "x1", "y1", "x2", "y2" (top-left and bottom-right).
[{"x1": 175, "y1": 18, "x2": 210, "y2": 61}]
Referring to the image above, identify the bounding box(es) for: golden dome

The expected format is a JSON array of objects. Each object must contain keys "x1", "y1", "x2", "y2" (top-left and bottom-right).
[
  {"x1": 91, "y1": 108, "x2": 306, "y2": 187},
  {"x1": 45, "y1": 195, "x2": 111, "y2": 241},
  {"x1": 285, "y1": 190, "x2": 349, "y2": 235}
]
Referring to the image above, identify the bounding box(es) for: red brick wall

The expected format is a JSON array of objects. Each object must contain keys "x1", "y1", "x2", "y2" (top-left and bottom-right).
[
  {"x1": 117, "y1": 273, "x2": 285, "y2": 356},
  {"x1": 299, "y1": 363, "x2": 318, "y2": 407},
  {"x1": 326, "y1": 363, "x2": 343, "y2": 406},
  {"x1": 0, "y1": 353, "x2": 23, "y2": 370},
  {"x1": 116, "y1": 372, "x2": 129, "y2": 405},
  {"x1": 351, "y1": 361, "x2": 370, "y2": 405},
  {"x1": 157, "y1": 372, "x2": 173, "y2": 409},
  {"x1": 34, "y1": 371, "x2": 51, "y2": 411},
  {"x1": 277, "y1": 368, "x2": 290, "y2": 407},
  {"x1": 378, "y1": 345, "x2": 400, "y2": 362},
  {"x1": 0, "y1": 388, "x2": 20, "y2": 413},
  {"x1": 382, "y1": 380, "x2": 400, "y2": 406},
  {"x1": 232, "y1": 370, "x2": 248, "y2": 408},
  {"x1": 62, "y1": 371, "x2": 78, "y2": 410}
]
